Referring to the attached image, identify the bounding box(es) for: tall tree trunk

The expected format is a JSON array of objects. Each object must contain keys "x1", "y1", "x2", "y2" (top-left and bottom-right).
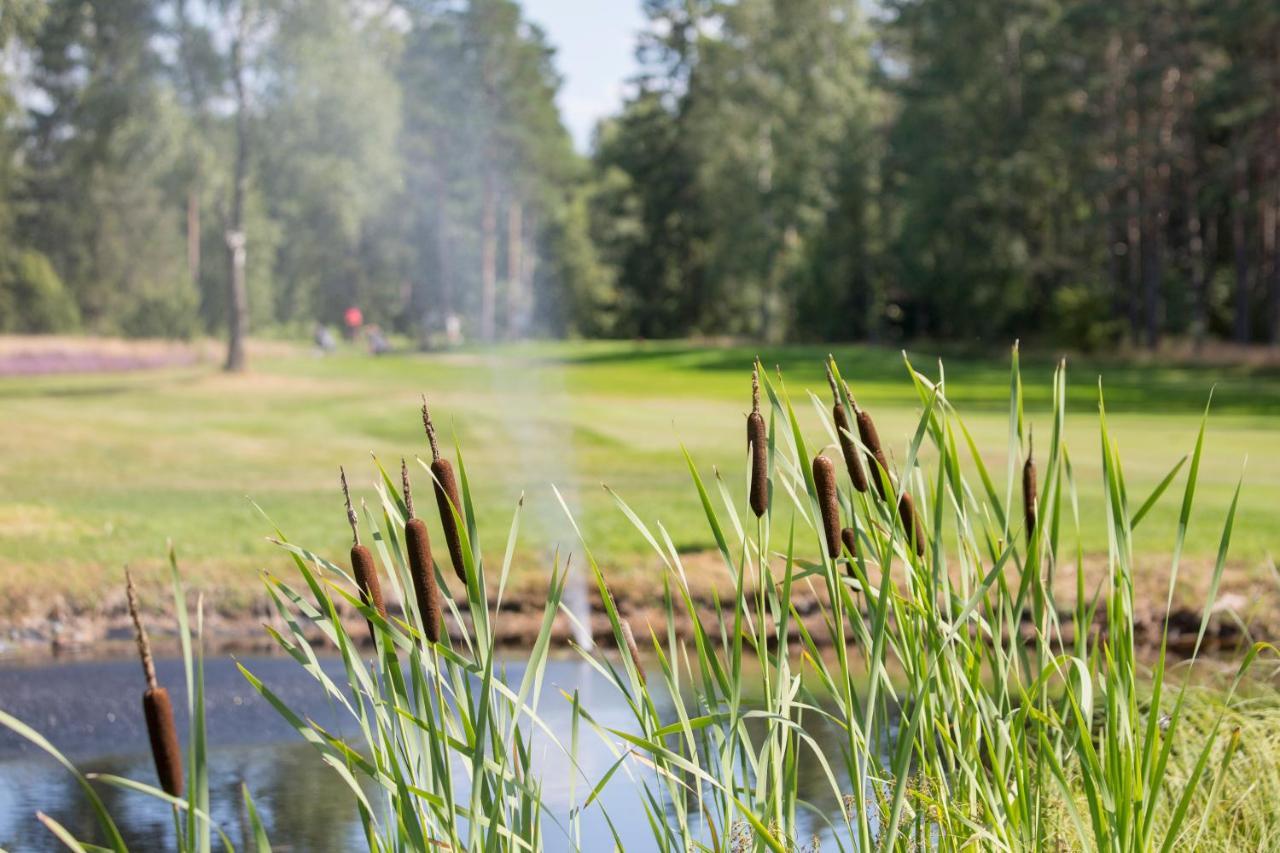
[
  {"x1": 523, "y1": 214, "x2": 538, "y2": 333},
  {"x1": 505, "y1": 198, "x2": 522, "y2": 339},
  {"x1": 1141, "y1": 198, "x2": 1163, "y2": 350},
  {"x1": 433, "y1": 171, "x2": 452, "y2": 320},
  {"x1": 479, "y1": 170, "x2": 497, "y2": 342},
  {"x1": 1186, "y1": 176, "x2": 1207, "y2": 349},
  {"x1": 1232, "y1": 147, "x2": 1252, "y2": 344},
  {"x1": 1142, "y1": 61, "x2": 1178, "y2": 350},
  {"x1": 1125, "y1": 185, "x2": 1143, "y2": 344},
  {"x1": 224, "y1": 0, "x2": 250, "y2": 373},
  {"x1": 186, "y1": 185, "x2": 200, "y2": 286},
  {"x1": 1102, "y1": 35, "x2": 1128, "y2": 328},
  {"x1": 1267, "y1": 112, "x2": 1280, "y2": 343},
  {"x1": 1124, "y1": 69, "x2": 1144, "y2": 345}
]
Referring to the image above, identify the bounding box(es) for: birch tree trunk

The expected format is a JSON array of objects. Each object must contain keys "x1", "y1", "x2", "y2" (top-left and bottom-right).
[{"x1": 224, "y1": 0, "x2": 250, "y2": 373}]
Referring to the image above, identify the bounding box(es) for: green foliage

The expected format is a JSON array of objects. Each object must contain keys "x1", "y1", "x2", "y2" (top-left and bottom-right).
[
  {"x1": 0, "y1": 249, "x2": 79, "y2": 333},
  {"x1": 3, "y1": 0, "x2": 1279, "y2": 346}
]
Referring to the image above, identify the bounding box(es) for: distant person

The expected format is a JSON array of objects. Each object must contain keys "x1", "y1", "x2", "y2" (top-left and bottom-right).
[
  {"x1": 343, "y1": 305, "x2": 363, "y2": 340},
  {"x1": 445, "y1": 313, "x2": 463, "y2": 346},
  {"x1": 366, "y1": 324, "x2": 391, "y2": 356},
  {"x1": 313, "y1": 323, "x2": 336, "y2": 354}
]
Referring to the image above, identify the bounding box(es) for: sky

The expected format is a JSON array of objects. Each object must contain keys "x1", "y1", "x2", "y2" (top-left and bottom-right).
[{"x1": 520, "y1": 0, "x2": 645, "y2": 152}]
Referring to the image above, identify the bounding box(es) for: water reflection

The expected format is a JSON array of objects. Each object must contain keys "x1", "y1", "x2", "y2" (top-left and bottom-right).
[{"x1": 0, "y1": 653, "x2": 863, "y2": 851}]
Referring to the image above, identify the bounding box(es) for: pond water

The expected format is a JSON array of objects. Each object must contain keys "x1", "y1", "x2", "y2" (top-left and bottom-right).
[{"x1": 0, "y1": 653, "x2": 856, "y2": 851}]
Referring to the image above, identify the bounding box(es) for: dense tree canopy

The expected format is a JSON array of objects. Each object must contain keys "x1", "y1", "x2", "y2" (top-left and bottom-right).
[{"x1": 0, "y1": 0, "x2": 1276, "y2": 351}]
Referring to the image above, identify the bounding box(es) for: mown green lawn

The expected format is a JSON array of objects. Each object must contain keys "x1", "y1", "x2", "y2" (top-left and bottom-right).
[{"x1": 1, "y1": 339, "x2": 1275, "y2": 612}]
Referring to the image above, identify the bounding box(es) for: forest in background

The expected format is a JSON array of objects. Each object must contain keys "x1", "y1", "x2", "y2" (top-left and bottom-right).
[{"x1": 0, "y1": 0, "x2": 1277, "y2": 353}]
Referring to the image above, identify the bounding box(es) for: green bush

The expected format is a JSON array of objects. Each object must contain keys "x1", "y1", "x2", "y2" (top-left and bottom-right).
[
  {"x1": 1052, "y1": 283, "x2": 1124, "y2": 352},
  {"x1": 0, "y1": 248, "x2": 80, "y2": 333}
]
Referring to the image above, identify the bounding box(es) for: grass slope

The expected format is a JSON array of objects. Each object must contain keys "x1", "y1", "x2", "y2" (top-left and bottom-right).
[{"x1": 0, "y1": 339, "x2": 1275, "y2": 613}]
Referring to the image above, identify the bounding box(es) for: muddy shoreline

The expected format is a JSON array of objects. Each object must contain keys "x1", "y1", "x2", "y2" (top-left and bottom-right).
[{"x1": 1, "y1": 576, "x2": 1259, "y2": 664}]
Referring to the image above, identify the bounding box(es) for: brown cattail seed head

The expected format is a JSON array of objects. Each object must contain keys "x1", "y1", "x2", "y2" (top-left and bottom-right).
[
  {"x1": 747, "y1": 411, "x2": 768, "y2": 518},
  {"x1": 350, "y1": 542, "x2": 386, "y2": 643},
  {"x1": 812, "y1": 454, "x2": 841, "y2": 559},
  {"x1": 856, "y1": 407, "x2": 890, "y2": 500},
  {"x1": 826, "y1": 362, "x2": 869, "y2": 494},
  {"x1": 405, "y1": 517, "x2": 442, "y2": 643},
  {"x1": 143, "y1": 686, "x2": 184, "y2": 798},
  {"x1": 422, "y1": 397, "x2": 467, "y2": 585},
  {"x1": 1023, "y1": 431, "x2": 1037, "y2": 547},
  {"x1": 619, "y1": 620, "x2": 646, "y2": 687},
  {"x1": 431, "y1": 458, "x2": 466, "y2": 586},
  {"x1": 833, "y1": 403, "x2": 869, "y2": 494},
  {"x1": 897, "y1": 492, "x2": 925, "y2": 557},
  {"x1": 841, "y1": 527, "x2": 858, "y2": 561}
]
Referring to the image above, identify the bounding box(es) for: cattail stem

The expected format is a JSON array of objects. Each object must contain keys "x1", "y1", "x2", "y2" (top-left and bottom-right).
[
  {"x1": 125, "y1": 568, "x2": 157, "y2": 691},
  {"x1": 125, "y1": 569, "x2": 183, "y2": 798},
  {"x1": 421, "y1": 396, "x2": 440, "y2": 462},
  {"x1": 747, "y1": 363, "x2": 768, "y2": 518},
  {"x1": 1023, "y1": 428, "x2": 1038, "y2": 547},
  {"x1": 401, "y1": 457, "x2": 415, "y2": 520},
  {"x1": 828, "y1": 361, "x2": 868, "y2": 493},
  {"x1": 423, "y1": 398, "x2": 468, "y2": 585},
  {"x1": 402, "y1": 463, "x2": 442, "y2": 643},
  {"x1": 339, "y1": 466, "x2": 359, "y2": 546},
  {"x1": 813, "y1": 454, "x2": 841, "y2": 559}
]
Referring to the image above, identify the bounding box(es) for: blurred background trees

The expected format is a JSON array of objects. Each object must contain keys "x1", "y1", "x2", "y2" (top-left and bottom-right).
[{"x1": 0, "y1": 0, "x2": 1276, "y2": 352}]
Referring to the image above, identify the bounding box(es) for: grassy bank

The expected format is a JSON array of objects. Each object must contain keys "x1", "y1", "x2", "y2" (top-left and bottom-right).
[{"x1": 0, "y1": 338, "x2": 1276, "y2": 615}]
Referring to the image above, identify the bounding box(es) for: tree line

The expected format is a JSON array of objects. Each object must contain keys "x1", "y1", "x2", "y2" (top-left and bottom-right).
[{"x1": 1, "y1": 0, "x2": 1277, "y2": 357}]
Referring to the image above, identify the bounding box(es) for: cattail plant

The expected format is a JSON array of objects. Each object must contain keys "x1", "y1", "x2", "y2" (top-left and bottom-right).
[
  {"x1": 897, "y1": 491, "x2": 925, "y2": 557},
  {"x1": 855, "y1": 404, "x2": 891, "y2": 500},
  {"x1": 747, "y1": 364, "x2": 768, "y2": 518},
  {"x1": 827, "y1": 362, "x2": 869, "y2": 493},
  {"x1": 422, "y1": 399, "x2": 468, "y2": 586},
  {"x1": 619, "y1": 619, "x2": 646, "y2": 687},
  {"x1": 341, "y1": 467, "x2": 385, "y2": 643},
  {"x1": 812, "y1": 453, "x2": 841, "y2": 559},
  {"x1": 402, "y1": 459, "x2": 442, "y2": 643},
  {"x1": 125, "y1": 568, "x2": 183, "y2": 798},
  {"x1": 841, "y1": 526, "x2": 858, "y2": 561},
  {"x1": 1023, "y1": 428, "x2": 1038, "y2": 547}
]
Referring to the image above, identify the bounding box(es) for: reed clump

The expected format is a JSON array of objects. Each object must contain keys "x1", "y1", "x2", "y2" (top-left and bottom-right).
[
  {"x1": 402, "y1": 459, "x2": 442, "y2": 643},
  {"x1": 747, "y1": 364, "x2": 768, "y2": 518},
  {"x1": 125, "y1": 568, "x2": 183, "y2": 799},
  {"x1": 422, "y1": 399, "x2": 468, "y2": 586},
  {"x1": 341, "y1": 467, "x2": 385, "y2": 643}
]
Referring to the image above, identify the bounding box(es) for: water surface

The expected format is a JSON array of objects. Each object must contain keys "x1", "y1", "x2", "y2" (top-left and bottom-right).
[{"x1": 0, "y1": 653, "x2": 855, "y2": 850}]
